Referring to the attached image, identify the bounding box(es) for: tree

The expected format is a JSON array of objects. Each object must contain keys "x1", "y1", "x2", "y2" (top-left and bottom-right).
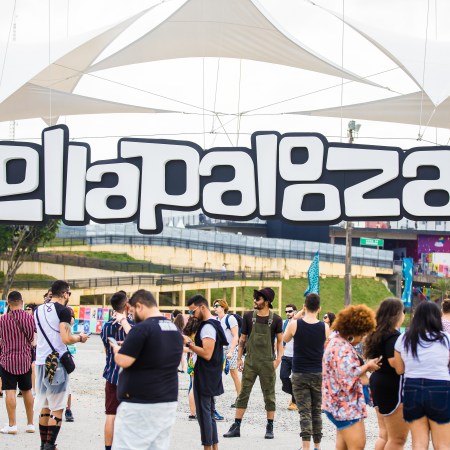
[
  {"x1": 431, "y1": 277, "x2": 450, "y2": 302},
  {"x1": 0, "y1": 221, "x2": 60, "y2": 299}
]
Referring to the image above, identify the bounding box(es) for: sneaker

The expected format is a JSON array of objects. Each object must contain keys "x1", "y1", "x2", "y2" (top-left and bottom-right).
[
  {"x1": 65, "y1": 408, "x2": 74, "y2": 422},
  {"x1": 0, "y1": 424, "x2": 17, "y2": 434},
  {"x1": 43, "y1": 444, "x2": 57, "y2": 450},
  {"x1": 17, "y1": 391, "x2": 22, "y2": 397},
  {"x1": 288, "y1": 400, "x2": 298, "y2": 411},
  {"x1": 188, "y1": 415, "x2": 197, "y2": 421},
  {"x1": 264, "y1": 422, "x2": 274, "y2": 439},
  {"x1": 223, "y1": 422, "x2": 241, "y2": 438},
  {"x1": 214, "y1": 410, "x2": 224, "y2": 421},
  {"x1": 25, "y1": 424, "x2": 35, "y2": 433},
  {"x1": 0, "y1": 392, "x2": 3, "y2": 398}
]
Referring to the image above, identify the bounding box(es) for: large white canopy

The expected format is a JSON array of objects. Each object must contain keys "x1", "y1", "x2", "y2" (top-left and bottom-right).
[
  {"x1": 89, "y1": 0, "x2": 380, "y2": 87},
  {"x1": 292, "y1": 91, "x2": 450, "y2": 129}
]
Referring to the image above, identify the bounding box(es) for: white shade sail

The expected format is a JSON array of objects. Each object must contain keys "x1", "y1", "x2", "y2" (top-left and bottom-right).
[
  {"x1": 318, "y1": 4, "x2": 450, "y2": 106},
  {"x1": 0, "y1": 83, "x2": 174, "y2": 125},
  {"x1": 292, "y1": 91, "x2": 450, "y2": 129},
  {"x1": 89, "y1": 0, "x2": 381, "y2": 87}
]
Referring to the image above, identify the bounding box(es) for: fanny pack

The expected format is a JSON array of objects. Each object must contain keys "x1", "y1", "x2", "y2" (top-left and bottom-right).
[{"x1": 36, "y1": 308, "x2": 76, "y2": 379}]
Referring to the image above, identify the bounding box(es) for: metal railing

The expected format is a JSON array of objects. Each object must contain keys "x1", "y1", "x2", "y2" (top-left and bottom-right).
[{"x1": 9, "y1": 270, "x2": 281, "y2": 290}]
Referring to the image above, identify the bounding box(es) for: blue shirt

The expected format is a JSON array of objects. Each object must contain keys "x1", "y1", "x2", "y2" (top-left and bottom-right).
[{"x1": 101, "y1": 318, "x2": 133, "y2": 385}]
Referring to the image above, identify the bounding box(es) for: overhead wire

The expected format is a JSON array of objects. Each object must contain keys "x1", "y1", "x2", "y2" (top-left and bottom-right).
[
  {"x1": 0, "y1": 0, "x2": 17, "y2": 89},
  {"x1": 418, "y1": 0, "x2": 430, "y2": 140}
]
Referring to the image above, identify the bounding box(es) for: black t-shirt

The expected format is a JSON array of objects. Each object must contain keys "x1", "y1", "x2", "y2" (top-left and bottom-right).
[
  {"x1": 54, "y1": 302, "x2": 71, "y2": 323},
  {"x1": 117, "y1": 317, "x2": 183, "y2": 404},
  {"x1": 377, "y1": 331, "x2": 401, "y2": 376},
  {"x1": 241, "y1": 310, "x2": 283, "y2": 343}
]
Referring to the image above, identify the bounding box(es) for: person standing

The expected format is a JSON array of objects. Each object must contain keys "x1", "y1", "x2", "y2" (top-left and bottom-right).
[
  {"x1": 184, "y1": 294, "x2": 228, "y2": 450},
  {"x1": 284, "y1": 293, "x2": 329, "y2": 450},
  {"x1": 322, "y1": 305, "x2": 381, "y2": 450},
  {"x1": 0, "y1": 291, "x2": 36, "y2": 434},
  {"x1": 111, "y1": 289, "x2": 183, "y2": 450},
  {"x1": 35, "y1": 280, "x2": 89, "y2": 450},
  {"x1": 213, "y1": 299, "x2": 241, "y2": 406},
  {"x1": 441, "y1": 298, "x2": 450, "y2": 333},
  {"x1": 365, "y1": 298, "x2": 409, "y2": 450},
  {"x1": 280, "y1": 303, "x2": 298, "y2": 411},
  {"x1": 393, "y1": 301, "x2": 450, "y2": 449},
  {"x1": 224, "y1": 287, "x2": 283, "y2": 439},
  {"x1": 100, "y1": 290, "x2": 132, "y2": 450}
]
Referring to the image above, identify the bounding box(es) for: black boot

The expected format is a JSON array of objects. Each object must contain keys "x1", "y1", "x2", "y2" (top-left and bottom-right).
[
  {"x1": 223, "y1": 422, "x2": 241, "y2": 438},
  {"x1": 264, "y1": 422, "x2": 274, "y2": 439}
]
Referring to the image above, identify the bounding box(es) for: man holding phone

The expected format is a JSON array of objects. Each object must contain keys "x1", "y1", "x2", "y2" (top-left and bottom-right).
[
  {"x1": 110, "y1": 289, "x2": 183, "y2": 450},
  {"x1": 100, "y1": 291, "x2": 132, "y2": 450}
]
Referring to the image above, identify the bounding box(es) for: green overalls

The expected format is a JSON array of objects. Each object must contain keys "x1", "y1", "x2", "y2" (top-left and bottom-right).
[{"x1": 235, "y1": 310, "x2": 276, "y2": 411}]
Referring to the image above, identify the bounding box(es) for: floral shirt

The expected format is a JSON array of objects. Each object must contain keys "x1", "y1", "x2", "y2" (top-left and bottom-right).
[
  {"x1": 322, "y1": 334, "x2": 367, "y2": 421},
  {"x1": 442, "y1": 319, "x2": 450, "y2": 334}
]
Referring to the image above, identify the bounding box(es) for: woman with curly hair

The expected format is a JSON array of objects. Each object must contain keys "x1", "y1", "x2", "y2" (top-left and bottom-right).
[
  {"x1": 365, "y1": 298, "x2": 408, "y2": 449},
  {"x1": 322, "y1": 304, "x2": 382, "y2": 450},
  {"x1": 393, "y1": 301, "x2": 450, "y2": 449}
]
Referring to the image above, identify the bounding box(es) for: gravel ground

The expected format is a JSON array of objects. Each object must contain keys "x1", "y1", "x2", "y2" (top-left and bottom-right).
[{"x1": 0, "y1": 335, "x2": 414, "y2": 449}]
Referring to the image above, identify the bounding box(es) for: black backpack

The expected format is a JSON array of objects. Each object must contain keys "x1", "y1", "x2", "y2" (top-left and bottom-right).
[{"x1": 225, "y1": 313, "x2": 243, "y2": 337}]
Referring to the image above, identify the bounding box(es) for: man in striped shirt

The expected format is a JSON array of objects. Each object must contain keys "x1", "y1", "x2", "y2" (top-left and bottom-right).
[
  {"x1": 100, "y1": 290, "x2": 133, "y2": 450},
  {"x1": 0, "y1": 290, "x2": 35, "y2": 434}
]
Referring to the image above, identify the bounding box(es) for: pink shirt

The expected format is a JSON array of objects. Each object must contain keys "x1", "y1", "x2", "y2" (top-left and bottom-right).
[
  {"x1": 322, "y1": 334, "x2": 367, "y2": 421},
  {"x1": 442, "y1": 319, "x2": 450, "y2": 334}
]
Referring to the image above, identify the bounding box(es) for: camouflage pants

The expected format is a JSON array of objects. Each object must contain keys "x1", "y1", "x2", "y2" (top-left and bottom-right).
[{"x1": 291, "y1": 372, "x2": 322, "y2": 443}]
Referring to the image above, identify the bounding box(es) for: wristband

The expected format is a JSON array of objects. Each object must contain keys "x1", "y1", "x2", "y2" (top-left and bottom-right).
[
  {"x1": 79, "y1": 335, "x2": 82, "y2": 343},
  {"x1": 186, "y1": 341, "x2": 193, "y2": 348}
]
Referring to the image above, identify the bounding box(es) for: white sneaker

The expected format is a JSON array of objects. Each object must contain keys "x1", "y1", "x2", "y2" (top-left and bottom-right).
[
  {"x1": 0, "y1": 424, "x2": 17, "y2": 434},
  {"x1": 25, "y1": 424, "x2": 35, "y2": 433}
]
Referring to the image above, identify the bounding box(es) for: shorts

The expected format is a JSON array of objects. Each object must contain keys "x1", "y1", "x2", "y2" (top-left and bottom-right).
[
  {"x1": 324, "y1": 411, "x2": 362, "y2": 430},
  {"x1": 370, "y1": 372, "x2": 402, "y2": 415},
  {"x1": 226, "y1": 346, "x2": 239, "y2": 370},
  {"x1": 34, "y1": 364, "x2": 70, "y2": 412},
  {"x1": 403, "y1": 378, "x2": 450, "y2": 424},
  {"x1": 105, "y1": 381, "x2": 120, "y2": 415},
  {"x1": 1, "y1": 367, "x2": 32, "y2": 391}
]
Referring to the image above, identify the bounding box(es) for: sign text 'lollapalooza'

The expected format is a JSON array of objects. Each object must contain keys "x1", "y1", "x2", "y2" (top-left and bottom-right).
[{"x1": 1, "y1": 125, "x2": 449, "y2": 233}]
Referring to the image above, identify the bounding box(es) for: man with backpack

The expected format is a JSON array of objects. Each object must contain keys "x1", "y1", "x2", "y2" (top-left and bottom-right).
[
  {"x1": 213, "y1": 299, "x2": 241, "y2": 406},
  {"x1": 281, "y1": 303, "x2": 298, "y2": 411}
]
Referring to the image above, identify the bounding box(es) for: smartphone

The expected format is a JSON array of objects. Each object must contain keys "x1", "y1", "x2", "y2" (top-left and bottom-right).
[
  {"x1": 86, "y1": 332, "x2": 92, "y2": 337},
  {"x1": 107, "y1": 337, "x2": 118, "y2": 346}
]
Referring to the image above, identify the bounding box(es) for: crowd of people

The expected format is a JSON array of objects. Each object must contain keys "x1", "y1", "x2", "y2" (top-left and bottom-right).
[{"x1": 0, "y1": 279, "x2": 450, "y2": 449}]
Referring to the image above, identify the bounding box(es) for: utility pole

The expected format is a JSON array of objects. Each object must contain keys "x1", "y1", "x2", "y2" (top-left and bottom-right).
[{"x1": 344, "y1": 120, "x2": 361, "y2": 306}]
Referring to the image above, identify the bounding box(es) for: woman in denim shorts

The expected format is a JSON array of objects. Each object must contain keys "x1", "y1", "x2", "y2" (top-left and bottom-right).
[
  {"x1": 322, "y1": 305, "x2": 382, "y2": 450},
  {"x1": 393, "y1": 301, "x2": 450, "y2": 449}
]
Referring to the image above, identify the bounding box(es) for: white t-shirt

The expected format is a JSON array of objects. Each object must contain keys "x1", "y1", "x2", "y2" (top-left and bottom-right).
[
  {"x1": 200, "y1": 323, "x2": 217, "y2": 341},
  {"x1": 220, "y1": 315, "x2": 238, "y2": 346},
  {"x1": 394, "y1": 332, "x2": 450, "y2": 381}
]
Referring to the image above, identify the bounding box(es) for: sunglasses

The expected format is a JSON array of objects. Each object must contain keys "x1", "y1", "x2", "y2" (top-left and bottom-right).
[
  {"x1": 285, "y1": 310, "x2": 294, "y2": 314},
  {"x1": 25, "y1": 308, "x2": 32, "y2": 311},
  {"x1": 66, "y1": 291, "x2": 72, "y2": 297},
  {"x1": 323, "y1": 315, "x2": 328, "y2": 319},
  {"x1": 213, "y1": 304, "x2": 220, "y2": 308},
  {"x1": 188, "y1": 306, "x2": 199, "y2": 316}
]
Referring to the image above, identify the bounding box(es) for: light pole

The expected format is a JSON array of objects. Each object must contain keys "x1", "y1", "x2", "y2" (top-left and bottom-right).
[{"x1": 344, "y1": 120, "x2": 361, "y2": 306}]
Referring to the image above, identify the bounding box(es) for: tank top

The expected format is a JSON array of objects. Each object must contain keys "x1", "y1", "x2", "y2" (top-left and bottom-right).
[{"x1": 292, "y1": 319, "x2": 326, "y2": 373}]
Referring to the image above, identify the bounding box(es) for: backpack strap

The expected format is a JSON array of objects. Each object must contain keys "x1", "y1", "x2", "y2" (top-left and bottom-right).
[
  {"x1": 268, "y1": 310, "x2": 273, "y2": 327},
  {"x1": 252, "y1": 310, "x2": 257, "y2": 325},
  {"x1": 225, "y1": 314, "x2": 231, "y2": 330}
]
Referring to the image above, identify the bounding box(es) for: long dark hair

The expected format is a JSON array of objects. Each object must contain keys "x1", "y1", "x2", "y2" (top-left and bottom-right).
[
  {"x1": 404, "y1": 301, "x2": 448, "y2": 358},
  {"x1": 365, "y1": 298, "x2": 403, "y2": 359},
  {"x1": 183, "y1": 316, "x2": 200, "y2": 337}
]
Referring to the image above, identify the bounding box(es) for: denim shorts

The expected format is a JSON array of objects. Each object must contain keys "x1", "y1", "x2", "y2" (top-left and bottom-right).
[
  {"x1": 403, "y1": 378, "x2": 450, "y2": 424},
  {"x1": 324, "y1": 411, "x2": 362, "y2": 430}
]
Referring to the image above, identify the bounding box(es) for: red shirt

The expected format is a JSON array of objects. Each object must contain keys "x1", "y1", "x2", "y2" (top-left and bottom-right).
[{"x1": 0, "y1": 310, "x2": 35, "y2": 375}]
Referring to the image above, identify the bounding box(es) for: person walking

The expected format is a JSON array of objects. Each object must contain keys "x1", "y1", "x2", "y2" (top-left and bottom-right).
[
  {"x1": 213, "y1": 299, "x2": 241, "y2": 406},
  {"x1": 393, "y1": 301, "x2": 450, "y2": 449},
  {"x1": 223, "y1": 287, "x2": 283, "y2": 439},
  {"x1": 365, "y1": 298, "x2": 409, "y2": 450},
  {"x1": 111, "y1": 289, "x2": 183, "y2": 450},
  {"x1": 284, "y1": 293, "x2": 329, "y2": 450},
  {"x1": 25, "y1": 303, "x2": 38, "y2": 396},
  {"x1": 441, "y1": 298, "x2": 450, "y2": 333},
  {"x1": 0, "y1": 291, "x2": 36, "y2": 434},
  {"x1": 184, "y1": 295, "x2": 228, "y2": 450},
  {"x1": 35, "y1": 280, "x2": 89, "y2": 450},
  {"x1": 100, "y1": 290, "x2": 133, "y2": 450},
  {"x1": 322, "y1": 304, "x2": 381, "y2": 450},
  {"x1": 280, "y1": 303, "x2": 298, "y2": 411}
]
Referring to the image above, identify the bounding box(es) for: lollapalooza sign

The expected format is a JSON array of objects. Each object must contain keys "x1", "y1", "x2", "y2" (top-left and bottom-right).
[{"x1": 0, "y1": 124, "x2": 449, "y2": 234}]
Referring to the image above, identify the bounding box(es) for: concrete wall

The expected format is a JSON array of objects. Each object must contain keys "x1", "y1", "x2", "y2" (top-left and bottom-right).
[{"x1": 40, "y1": 244, "x2": 393, "y2": 279}]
